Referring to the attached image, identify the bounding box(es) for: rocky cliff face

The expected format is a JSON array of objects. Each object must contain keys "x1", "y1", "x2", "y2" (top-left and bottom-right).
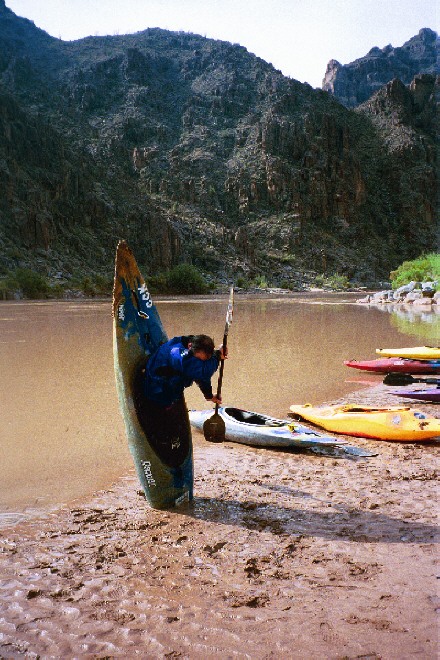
[
  {"x1": 356, "y1": 74, "x2": 438, "y2": 253},
  {"x1": 0, "y1": 1, "x2": 438, "y2": 285},
  {"x1": 322, "y1": 28, "x2": 439, "y2": 108},
  {"x1": 0, "y1": 88, "x2": 182, "y2": 277}
]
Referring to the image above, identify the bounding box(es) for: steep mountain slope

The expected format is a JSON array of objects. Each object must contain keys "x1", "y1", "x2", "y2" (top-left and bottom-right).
[
  {"x1": 356, "y1": 74, "x2": 438, "y2": 252},
  {"x1": 322, "y1": 28, "x2": 439, "y2": 108},
  {"x1": 0, "y1": 1, "x2": 437, "y2": 286}
]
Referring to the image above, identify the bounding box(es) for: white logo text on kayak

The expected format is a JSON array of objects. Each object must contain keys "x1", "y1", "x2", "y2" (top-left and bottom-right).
[
  {"x1": 141, "y1": 460, "x2": 156, "y2": 487},
  {"x1": 138, "y1": 284, "x2": 153, "y2": 308}
]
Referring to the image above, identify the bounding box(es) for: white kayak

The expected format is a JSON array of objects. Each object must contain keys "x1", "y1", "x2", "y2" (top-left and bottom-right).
[{"x1": 189, "y1": 407, "x2": 377, "y2": 456}]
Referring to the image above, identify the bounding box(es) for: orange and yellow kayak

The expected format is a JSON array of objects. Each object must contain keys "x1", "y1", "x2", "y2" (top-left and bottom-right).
[{"x1": 289, "y1": 403, "x2": 440, "y2": 442}]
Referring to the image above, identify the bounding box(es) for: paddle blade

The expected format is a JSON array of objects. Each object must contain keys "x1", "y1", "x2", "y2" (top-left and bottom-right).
[{"x1": 203, "y1": 412, "x2": 226, "y2": 443}]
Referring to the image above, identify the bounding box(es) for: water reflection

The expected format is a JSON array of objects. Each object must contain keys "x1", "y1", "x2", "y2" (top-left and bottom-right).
[{"x1": 362, "y1": 302, "x2": 440, "y2": 342}]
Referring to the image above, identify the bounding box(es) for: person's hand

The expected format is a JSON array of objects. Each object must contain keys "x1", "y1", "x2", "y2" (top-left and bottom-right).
[
  {"x1": 208, "y1": 395, "x2": 222, "y2": 404},
  {"x1": 218, "y1": 344, "x2": 228, "y2": 359}
]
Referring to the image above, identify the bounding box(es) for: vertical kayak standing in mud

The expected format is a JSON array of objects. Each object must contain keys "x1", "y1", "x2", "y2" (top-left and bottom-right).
[{"x1": 112, "y1": 241, "x2": 193, "y2": 509}]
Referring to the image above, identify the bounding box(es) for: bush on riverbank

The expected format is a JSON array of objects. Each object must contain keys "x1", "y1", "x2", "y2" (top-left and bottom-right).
[
  {"x1": 314, "y1": 273, "x2": 350, "y2": 290},
  {"x1": 78, "y1": 275, "x2": 113, "y2": 297},
  {"x1": 0, "y1": 263, "x2": 212, "y2": 299},
  {"x1": 5, "y1": 257, "x2": 418, "y2": 300},
  {"x1": 0, "y1": 269, "x2": 114, "y2": 299},
  {"x1": 147, "y1": 263, "x2": 210, "y2": 295},
  {"x1": 163, "y1": 263, "x2": 210, "y2": 294},
  {"x1": 0, "y1": 268, "x2": 50, "y2": 299},
  {"x1": 390, "y1": 253, "x2": 440, "y2": 290}
]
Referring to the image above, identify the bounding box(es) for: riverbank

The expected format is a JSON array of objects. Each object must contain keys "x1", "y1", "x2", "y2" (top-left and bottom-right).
[{"x1": 0, "y1": 383, "x2": 438, "y2": 659}]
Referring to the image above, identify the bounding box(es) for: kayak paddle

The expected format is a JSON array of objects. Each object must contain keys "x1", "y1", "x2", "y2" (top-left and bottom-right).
[
  {"x1": 383, "y1": 372, "x2": 440, "y2": 387},
  {"x1": 203, "y1": 286, "x2": 234, "y2": 443}
]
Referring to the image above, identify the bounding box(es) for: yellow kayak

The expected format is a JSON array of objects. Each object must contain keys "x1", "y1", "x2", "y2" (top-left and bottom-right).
[
  {"x1": 289, "y1": 403, "x2": 440, "y2": 441},
  {"x1": 376, "y1": 346, "x2": 440, "y2": 360}
]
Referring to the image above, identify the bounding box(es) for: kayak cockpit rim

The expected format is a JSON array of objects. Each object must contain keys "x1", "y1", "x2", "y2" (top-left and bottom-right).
[{"x1": 224, "y1": 407, "x2": 287, "y2": 426}]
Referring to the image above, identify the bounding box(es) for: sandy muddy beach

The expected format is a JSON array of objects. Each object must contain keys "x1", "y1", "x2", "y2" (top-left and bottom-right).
[{"x1": 0, "y1": 383, "x2": 439, "y2": 659}]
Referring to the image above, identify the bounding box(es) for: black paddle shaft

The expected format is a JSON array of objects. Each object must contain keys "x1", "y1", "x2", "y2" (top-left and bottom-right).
[
  {"x1": 202, "y1": 287, "x2": 234, "y2": 443},
  {"x1": 214, "y1": 332, "x2": 228, "y2": 413}
]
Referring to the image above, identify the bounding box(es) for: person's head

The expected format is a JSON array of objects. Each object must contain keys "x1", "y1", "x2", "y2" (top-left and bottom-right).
[{"x1": 189, "y1": 334, "x2": 215, "y2": 361}]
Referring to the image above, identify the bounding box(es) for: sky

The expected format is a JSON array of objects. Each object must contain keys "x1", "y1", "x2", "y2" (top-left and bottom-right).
[{"x1": 5, "y1": 0, "x2": 439, "y2": 88}]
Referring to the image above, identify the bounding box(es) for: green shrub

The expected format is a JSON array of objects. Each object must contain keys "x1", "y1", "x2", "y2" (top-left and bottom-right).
[
  {"x1": 146, "y1": 272, "x2": 168, "y2": 294},
  {"x1": 82, "y1": 276, "x2": 96, "y2": 297},
  {"x1": 165, "y1": 263, "x2": 209, "y2": 294},
  {"x1": 252, "y1": 275, "x2": 268, "y2": 289},
  {"x1": 325, "y1": 273, "x2": 350, "y2": 290},
  {"x1": 0, "y1": 279, "x2": 9, "y2": 300},
  {"x1": 314, "y1": 273, "x2": 350, "y2": 290},
  {"x1": 48, "y1": 283, "x2": 65, "y2": 298},
  {"x1": 95, "y1": 274, "x2": 113, "y2": 296},
  {"x1": 13, "y1": 268, "x2": 50, "y2": 299},
  {"x1": 78, "y1": 274, "x2": 113, "y2": 297},
  {"x1": 236, "y1": 276, "x2": 250, "y2": 289},
  {"x1": 390, "y1": 253, "x2": 440, "y2": 290}
]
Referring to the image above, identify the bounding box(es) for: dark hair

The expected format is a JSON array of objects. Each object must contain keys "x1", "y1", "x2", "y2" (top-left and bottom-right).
[{"x1": 190, "y1": 334, "x2": 215, "y2": 356}]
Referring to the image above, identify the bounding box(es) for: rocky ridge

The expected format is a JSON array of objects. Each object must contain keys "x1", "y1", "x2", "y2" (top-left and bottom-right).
[
  {"x1": 0, "y1": 1, "x2": 438, "y2": 287},
  {"x1": 323, "y1": 28, "x2": 439, "y2": 108}
]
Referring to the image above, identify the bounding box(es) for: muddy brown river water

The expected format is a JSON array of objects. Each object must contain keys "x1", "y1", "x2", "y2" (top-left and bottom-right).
[{"x1": 0, "y1": 293, "x2": 437, "y2": 524}]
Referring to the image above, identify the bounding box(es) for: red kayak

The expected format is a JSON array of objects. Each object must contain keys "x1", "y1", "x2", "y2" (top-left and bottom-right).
[{"x1": 344, "y1": 358, "x2": 440, "y2": 375}]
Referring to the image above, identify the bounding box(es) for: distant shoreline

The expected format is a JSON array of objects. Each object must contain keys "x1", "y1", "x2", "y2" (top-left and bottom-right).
[{"x1": 0, "y1": 289, "x2": 378, "y2": 303}]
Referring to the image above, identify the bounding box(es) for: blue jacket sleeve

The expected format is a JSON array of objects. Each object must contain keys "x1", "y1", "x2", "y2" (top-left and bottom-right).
[{"x1": 182, "y1": 353, "x2": 220, "y2": 399}]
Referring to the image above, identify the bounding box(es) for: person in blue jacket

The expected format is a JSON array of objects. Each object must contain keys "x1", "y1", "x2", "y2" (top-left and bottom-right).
[
  {"x1": 134, "y1": 334, "x2": 226, "y2": 463},
  {"x1": 144, "y1": 334, "x2": 226, "y2": 408}
]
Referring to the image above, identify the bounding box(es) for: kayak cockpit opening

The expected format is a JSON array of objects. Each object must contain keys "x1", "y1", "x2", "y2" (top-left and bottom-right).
[
  {"x1": 133, "y1": 362, "x2": 191, "y2": 468},
  {"x1": 224, "y1": 408, "x2": 285, "y2": 426}
]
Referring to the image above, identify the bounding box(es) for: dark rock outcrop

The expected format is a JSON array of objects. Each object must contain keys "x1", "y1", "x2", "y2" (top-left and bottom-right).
[
  {"x1": 0, "y1": 88, "x2": 182, "y2": 276},
  {"x1": 356, "y1": 74, "x2": 438, "y2": 254},
  {"x1": 323, "y1": 28, "x2": 439, "y2": 108}
]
